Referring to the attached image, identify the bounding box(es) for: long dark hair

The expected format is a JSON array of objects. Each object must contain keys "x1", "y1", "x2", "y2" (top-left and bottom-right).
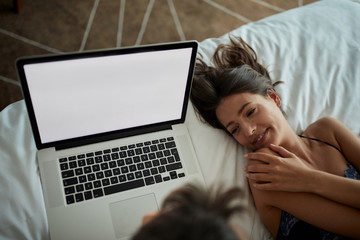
[
  {"x1": 132, "y1": 184, "x2": 244, "y2": 240},
  {"x1": 190, "y1": 36, "x2": 282, "y2": 130}
]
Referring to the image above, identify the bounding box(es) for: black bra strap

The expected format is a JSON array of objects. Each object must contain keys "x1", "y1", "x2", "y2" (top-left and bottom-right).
[{"x1": 298, "y1": 135, "x2": 342, "y2": 153}]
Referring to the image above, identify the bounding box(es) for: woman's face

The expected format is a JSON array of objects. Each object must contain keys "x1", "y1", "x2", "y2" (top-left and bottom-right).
[{"x1": 215, "y1": 91, "x2": 284, "y2": 150}]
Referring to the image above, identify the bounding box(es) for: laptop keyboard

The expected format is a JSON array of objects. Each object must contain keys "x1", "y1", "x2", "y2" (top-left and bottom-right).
[{"x1": 58, "y1": 137, "x2": 185, "y2": 205}]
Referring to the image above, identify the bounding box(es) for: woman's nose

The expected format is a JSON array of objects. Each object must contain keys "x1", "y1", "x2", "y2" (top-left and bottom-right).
[{"x1": 243, "y1": 122, "x2": 256, "y2": 137}]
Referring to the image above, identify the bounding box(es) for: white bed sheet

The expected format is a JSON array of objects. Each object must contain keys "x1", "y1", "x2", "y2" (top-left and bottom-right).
[{"x1": 1, "y1": 0, "x2": 360, "y2": 239}]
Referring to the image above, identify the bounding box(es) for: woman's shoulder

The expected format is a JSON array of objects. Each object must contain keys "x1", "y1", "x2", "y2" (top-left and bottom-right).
[
  {"x1": 302, "y1": 117, "x2": 339, "y2": 139},
  {"x1": 306, "y1": 117, "x2": 338, "y2": 130}
]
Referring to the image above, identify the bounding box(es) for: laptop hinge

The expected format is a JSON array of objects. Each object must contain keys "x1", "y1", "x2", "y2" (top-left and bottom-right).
[{"x1": 54, "y1": 124, "x2": 172, "y2": 151}]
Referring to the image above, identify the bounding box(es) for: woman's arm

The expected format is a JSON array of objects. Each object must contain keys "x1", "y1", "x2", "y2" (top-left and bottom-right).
[
  {"x1": 247, "y1": 156, "x2": 360, "y2": 239},
  {"x1": 245, "y1": 117, "x2": 360, "y2": 208},
  {"x1": 245, "y1": 144, "x2": 360, "y2": 209}
]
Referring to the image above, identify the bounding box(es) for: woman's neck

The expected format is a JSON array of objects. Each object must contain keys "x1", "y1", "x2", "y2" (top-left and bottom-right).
[{"x1": 280, "y1": 130, "x2": 314, "y2": 165}]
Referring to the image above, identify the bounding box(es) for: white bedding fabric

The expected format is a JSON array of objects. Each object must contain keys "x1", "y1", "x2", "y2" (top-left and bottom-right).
[{"x1": 1, "y1": 0, "x2": 360, "y2": 239}]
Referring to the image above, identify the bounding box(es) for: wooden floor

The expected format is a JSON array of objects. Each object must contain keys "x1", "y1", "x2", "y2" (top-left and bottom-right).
[{"x1": 0, "y1": 0, "x2": 318, "y2": 111}]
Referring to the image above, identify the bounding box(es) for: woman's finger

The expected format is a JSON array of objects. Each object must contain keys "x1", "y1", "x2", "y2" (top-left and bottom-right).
[
  {"x1": 269, "y1": 144, "x2": 294, "y2": 158},
  {"x1": 245, "y1": 163, "x2": 272, "y2": 173},
  {"x1": 246, "y1": 172, "x2": 274, "y2": 182},
  {"x1": 244, "y1": 152, "x2": 278, "y2": 164}
]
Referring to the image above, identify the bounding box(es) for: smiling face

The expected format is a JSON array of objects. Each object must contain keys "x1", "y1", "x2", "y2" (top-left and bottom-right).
[{"x1": 216, "y1": 91, "x2": 285, "y2": 150}]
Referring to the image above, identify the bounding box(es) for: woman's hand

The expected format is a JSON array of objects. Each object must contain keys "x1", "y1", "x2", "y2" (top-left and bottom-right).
[
  {"x1": 244, "y1": 144, "x2": 315, "y2": 192},
  {"x1": 142, "y1": 211, "x2": 159, "y2": 225}
]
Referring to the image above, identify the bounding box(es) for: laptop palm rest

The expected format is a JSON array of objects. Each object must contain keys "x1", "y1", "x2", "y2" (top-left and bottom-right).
[{"x1": 109, "y1": 193, "x2": 158, "y2": 239}]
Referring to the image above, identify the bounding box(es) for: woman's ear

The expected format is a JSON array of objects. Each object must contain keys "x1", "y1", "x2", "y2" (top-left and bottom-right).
[{"x1": 267, "y1": 88, "x2": 281, "y2": 107}]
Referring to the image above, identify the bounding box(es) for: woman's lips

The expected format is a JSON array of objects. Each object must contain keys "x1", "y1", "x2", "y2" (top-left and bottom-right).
[{"x1": 252, "y1": 129, "x2": 268, "y2": 147}]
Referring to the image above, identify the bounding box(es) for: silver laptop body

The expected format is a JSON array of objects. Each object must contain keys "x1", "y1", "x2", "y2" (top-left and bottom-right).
[{"x1": 17, "y1": 41, "x2": 206, "y2": 240}]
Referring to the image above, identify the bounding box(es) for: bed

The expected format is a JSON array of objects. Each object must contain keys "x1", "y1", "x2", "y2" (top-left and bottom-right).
[{"x1": 1, "y1": 0, "x2": 359, "y2": 239}]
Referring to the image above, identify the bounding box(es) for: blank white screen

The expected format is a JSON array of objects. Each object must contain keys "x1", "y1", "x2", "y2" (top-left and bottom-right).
[{"x1": 24, "y1": 48, "x2": 192, "y2": 143}]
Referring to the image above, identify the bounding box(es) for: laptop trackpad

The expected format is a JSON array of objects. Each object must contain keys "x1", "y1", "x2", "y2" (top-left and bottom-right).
[{"x1": 109, "y1": 193, "x2": 159, "y2": 239}]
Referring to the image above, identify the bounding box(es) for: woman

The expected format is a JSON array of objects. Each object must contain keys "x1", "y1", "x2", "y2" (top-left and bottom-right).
[
  {"x1": 191, "y1": 36, "x2": 360, "y2": 239},
  {"x1": 131, "y1": 184, "x2": 247, "y2": 240}
]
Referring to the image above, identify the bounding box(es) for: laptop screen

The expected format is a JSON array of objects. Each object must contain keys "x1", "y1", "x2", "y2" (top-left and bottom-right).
[{"x1": 18, "y1": 42, "x2": 197, "y2": 149}]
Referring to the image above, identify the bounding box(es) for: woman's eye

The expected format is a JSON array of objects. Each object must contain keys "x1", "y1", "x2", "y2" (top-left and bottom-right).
[
  {"x1": 247, "y1": 108, "x2": 256, "y2": 117},
  {"x1": 231, "y1": 127, "x2": 239, "y2": 135}
]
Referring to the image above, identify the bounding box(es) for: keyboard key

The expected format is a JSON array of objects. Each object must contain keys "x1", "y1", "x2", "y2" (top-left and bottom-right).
[
  {"x1": 127, "y1": 173, "x2": 135, "y2": 181},
  {"x1": 79, "y1": 175, "x2": 87, "y2": 183},
  {"x1": 85, "y1": 182, "x2": 93, "y2": 190},
  {"x1": 158, "y1": 166, "x2": 166, "y2": 173},
  {"x1": 135, "y1": 171, "x2": 143, "y2": 179},
  {"x1": 69, "y1": 161, "x2": 77, "y2": 169},
  {"x1": 119, "y1": 175, "x2": 126, "y2": 182},
  {"x1": 96, "y1": 172, "x2": 104, "y2": 179},
  {"x1": 93, "y1": 189, "x2": 104, "y2": 198},
  {"x1": 93, "y1": 180, "x2": 101, "y2": 188},
  {"x1": 95, "y1": 156, "x2": 103, "y2": 163},
  {"x1": 104, "y1": 179, "x2": 145, "y2": 195},
  {"x1": 170, "y1": 171, "x2": 178, "y2": 179},
  {"x1": 113, "y1": 168, "x2": 121, "y2": 175},
  {"x1": 137, "y1": 163, "x2": 145, "y2": 170},
  {"x1": 125, "y1": 158, "x2": 133, "y2": 165},
  {"x1": 75, "y1": 168, "x2": 83, "y2": 176},
  {"x1": 86, "y1": 158, "x2": 94, "y2": 165},
  {"x1": 78, "y1": 159, "x2": 86, "y2": 167},
  {"x1": 104, "y1": 170, "x2": 112, "y2": 177},
  {"x1": 121, "y1": 166, "x2": 129, "y2": 174},
  {"x1": 75, "y1": 193, "x2": 84, "y2": 202},
  {"x1": 143, "y1": 169, "x2": 150, "y2": 177},
  {"x1": 86, "y1": 152, "x2": 94, "y2": 157},
  {"x1": 84, "y1": 191, "x2": 93, "y2": 200},
  {"x1": 135, "y1": 148, "x2": 142, "y2": 155},
  {"x1": 65, "y1": 186, "x2": 75, "y2": 195},
  {"x1": 127, "y1": 150, "x2": 135, "y2": 156},
  {"x1": 133, "y1": 156, "x2": 141, "y2": 163},
  {"x1": 110, "y1": 177, "x2": 118, "y2": 184},
  {"x1": 143, "y1": 146, "x2": 150, "y2": 153},
  {"x1": 62, "y1": 169, "x2": 74, "y2": 178},
  {"x1": 155, "y1": 175, "x2": 162, "y2": 183},
  {"x1": 63, "y1": 177, "x2": 78, "y2": 186},
  {"x1": 109, "y1": 161, "x2": 117, "y2": 168},
  {"x1": 145, "y1": 176, "x2": 155, "y2": 185},
  {"x1": 150, "y1": 168, "x2": 158, "y2": 175},
  {"x1": 103, "y1": 154, "x2": 111, "y2": 161},
  {"x1": 87, "y1": 173, "x2": 95, "y2": 181},
  {"x1": 102, "y1": 178, "x2": 110, "y2": 186},
  {"x1": 76, "y1": 184, "x2": 84, "y2": 192},
  {"x1": 84, "y1": 166, "x2": 92, "y2": 174},
  {"x1": 129, "y1": 165, "x2": 136, "y2": 172},
  {"x1": 111, "y1": 153, "x2": 119, "y2": 160},
  {"x1": 120, "y1": 151, "x2": 127, "y2": 158},
  {"x1": 117, "y1": 159, "x2": 125, "y2": 166},
  {"x1": 60, "y1": 163, "x2": 69, "y2": 171},
  {"x1": 165, "y1": 141, "x2": 176, "y2": 149},
  {"x1": 92, "y1": 164, "x2": 100, "y2": 172},
  {"x1": 66, "y1": 195, "x2": 75, "y2": 204},
  {"x1": 166, "y1": 162, "x2": 182, "y2": 171},
  {"x1": 101, "y1": 163, "x2": 109, "y2": 170}
]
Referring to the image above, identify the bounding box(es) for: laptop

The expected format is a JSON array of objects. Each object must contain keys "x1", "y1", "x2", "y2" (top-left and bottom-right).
[{"x1": 16, "y1": 41, "x2": 206, "y2": 240}]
